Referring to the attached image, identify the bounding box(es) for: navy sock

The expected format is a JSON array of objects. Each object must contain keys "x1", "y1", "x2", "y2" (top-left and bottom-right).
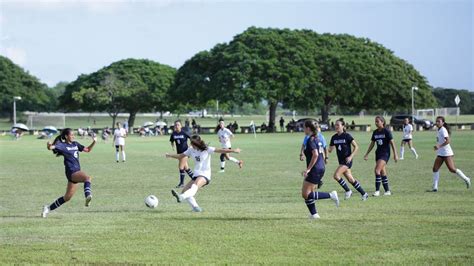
[
  {"x1": 84, "y1": 181, "x2": 91, "y2": 198},
  {"x1": 185, "y1": 168, "x2": 194, "y2": 178},
  {"x1": 375, "y1": 175, "x2": 381, "y2": 191},
  {"x1": 307, "y1": 191, "x2": 331, "y2": 201},
  {"x1": 381, "y1": 176, "x2": 390, "y2": 192},
  {"x1": 337, "y1": 178, "x2": 350, "y2": 192},
  {"x1": 49, "y1": 197, "x2": 65, "y2": 211},
  {"x1": 305, "y1": 199, "x2": 317, "y2": 215},
  {"x1": 179, "y1": 170, "x2": 185, "y2": 185},
  {"x1": 352, "y1": 180, "x2": 366, "y2": 195}
]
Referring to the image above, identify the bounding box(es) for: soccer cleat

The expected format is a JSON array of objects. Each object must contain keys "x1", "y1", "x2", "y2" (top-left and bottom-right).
[
  {"x1": 192, "y1": 206, "x2": 203, "y2": 212},
  {"x1": 171, "y1": 189, "x2": 181, "y2": 203},
  {"x1": 399, "y1": 157, "x2": 404, "y2": 160},
  {"x1": 122, "y1": 160, "x2": 126, "y2": 163},
  {"x1": 329, "y1": 191, "x2": 339, "y2": 207},
  {"x1": 85, "y1": 195, "x2": 92, "y2": 207},
  {"x1": 41, "y1": 205, "x2": 50, "y2": 218},
  {"x1": 426, "y1": 188, "x2": 438, "y2": 192},
  {"x1": 344, "y1": 190, "x2": 352, "y2": 200},
  {"x1": 465, "y1": 177, "x2": 471, "y2": 189},
  {"x1": 415, "y1": 154, "x2": 419, "y2": 159},
  {"x1": 309, "y1": 213, "x2": 320, "y2": 219},
  {"x1": 238, "y1": 160, "x2": 244, "y2": 169},
  {"x1": 175, "y1": 184, "x2": 184, "y2": 189},
  {"x1": 373, "y1": 191, "x2": 380, "y2": 197},
  {"x1": 116, "y1": 160, "x2": 119, "y2": 163},
  {"x1": 219, "y1": 169, "x2": 225, "y2": 173},
  {"x1": 383, "y1": 191, "x2": 392, "y2": 196},
  {"x1": 362, "y1": 193, "x2": 369, "y2": 201}
]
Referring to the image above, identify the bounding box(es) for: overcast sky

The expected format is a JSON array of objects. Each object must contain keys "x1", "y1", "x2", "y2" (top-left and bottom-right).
[{"x1": 0, "y1": 0, "x2": 472, "y2": 90}]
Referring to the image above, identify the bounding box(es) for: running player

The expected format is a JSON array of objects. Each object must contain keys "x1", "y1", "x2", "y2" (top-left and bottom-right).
[
  {"x1": 217, "y1": 120, "x2": 243, "y2": 172},
  {"x1": 329, "y1": 120, "x2": 369, "y2": 200},
  {"x1": 170, "y1": 120, "x2": 194, "y2": 188},
  {"x1": 113, "y1": 122, "x2": 127, "y2": 163},
  {"x1": 166, "y1": 135, "x2": 241, "y2": 212},
  {"x1": 364, "y1": 116, "x2": 399, "y2": 196},
  {"x1": 42, "y1": 128, "x2": 96, "y2": 218},
  {"x1": 429, "y1": 116, "x2": 471, "y2": 191},
  {"x1": 300, "y1": 122, "x2": 327, "y2": 187},
  {"x1": 300, "y1": 121, "x2": 339, "y2": 220},
  {"x1": 400, "y1": 118, "x2": 418, "y2": 160}
]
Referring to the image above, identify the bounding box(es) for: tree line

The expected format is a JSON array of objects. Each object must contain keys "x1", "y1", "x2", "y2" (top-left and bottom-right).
[{"x1": 1, "y1": 27, "x2": 471, "y2": 130}]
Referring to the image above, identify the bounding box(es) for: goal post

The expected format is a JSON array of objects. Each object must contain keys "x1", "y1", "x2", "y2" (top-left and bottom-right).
[
  {"x1": 416, "y1": 109, "x2": 435, "y2": 121},
  {"x1": 26, "y1": 112, "x2": 66, "y2": 129}
]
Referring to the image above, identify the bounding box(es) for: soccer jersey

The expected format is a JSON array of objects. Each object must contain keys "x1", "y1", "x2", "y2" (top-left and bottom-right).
[
  {"x1": 183, "y1": 147, "x2": 216, "y2": 179},
  {"x1": 169, "y1": 130, "x2": 190, "y2": 153},
  {"x1": 114, "y1": 128, "x2": 127, "y2": 146},
  {"x1": 304, "y1": 135, "x2": 325, "y2": 173},
  {"x1": 403, "y1": 124, "x2": 413, "y2": 140},
  {"x1": 53, "y1": 141, "x2": 85, "y2": 174},
  {"x1": 436, "y1": 127, "x2": 454, "y2": 156},
  {"x1": 371, "y1": 128, "x2": 393, "y2": 157},
  {"x1": 330, "y1": 132, "x2": 354, "y2": 165},
  {"x1": 303, "y1": 132, "x2": 327, "y2": 149},
  {"x1": 218, "y1": 128, "x2": 233, "y2": 148}
]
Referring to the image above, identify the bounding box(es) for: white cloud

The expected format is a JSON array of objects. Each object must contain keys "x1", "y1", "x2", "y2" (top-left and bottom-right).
[{"x1": 3, "y1": 47, "x2": 27, "y2": 66}]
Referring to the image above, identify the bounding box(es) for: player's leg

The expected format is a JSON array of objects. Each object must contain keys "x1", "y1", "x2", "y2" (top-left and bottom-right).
[
  {"x1": 182, "y1": 160, "x2": 194, "y2": 178},
  {"x1": 445, "y1": 156, "x2": 471, "y2": 188},
  {"x1": 400, "y1": 141, "x2": 405, "y2": 160},
  {"x1": 333, "y1": 165, "x2": 351, "y2": 199},
  {"x1": 430, "y1": 156, "x2": 444, "y2": 191},
  {"x1": 380, "y1": 163, "x2": 391, "y2": 195},
  {"x1": 373, "y1": 160, "x2": 386, "y2": 196},
  {"x1": 176, "y1": 159, "x2": 186, "y2": 188},
  {"x1": 115, "y1": 145, "x2": 120, "y2": 162},
  {"x1": 70, "y1": 171, "x2": 93, "y2": 206},
  {"x1": 42, "y1": 182, "x2": 78, "y2": 218},
  {"x1": 226, "y1": 151, "x2": 243, "y2": 168},
  {"x1": 344, "y1": 169, "x2": 368, "y2": 200},
  {"x1": 301, "y1": 181, "x2": 319, "y2": 218},
  {"x1": 219, "y1": 153, "x2": 226, "y2": 172},
  {"x1": 120, "y1": 145, "x2": 126, "y2": 162},
  {"x1": 172, "y1": 176, "x2": 207, "y2": 203},
  {"x1": 407, "y1": 140, "x2": 418, "y2": 159}
]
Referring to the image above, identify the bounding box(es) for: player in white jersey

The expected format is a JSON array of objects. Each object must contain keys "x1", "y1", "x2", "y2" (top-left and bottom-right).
[
  {"x1": 217, "y1": 120, "x2": 243, "y2": 172},
  {"x1": 399, "y1": 118, "x2": 418, "y2": 160},
  {"x1": 166, "y1": 135, "x2": 242, "y2": 212},
  {"x1": 429, "y1": 116, "x2": 470, "y2": 192},
  {"x1": 113, "y1": 122, "x2": 127, "y2": 163}
]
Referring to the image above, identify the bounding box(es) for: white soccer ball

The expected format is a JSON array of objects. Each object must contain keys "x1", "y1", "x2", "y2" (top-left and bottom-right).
[{"x1": 145, "y1": 195, "x2": 159, "y2": 208}]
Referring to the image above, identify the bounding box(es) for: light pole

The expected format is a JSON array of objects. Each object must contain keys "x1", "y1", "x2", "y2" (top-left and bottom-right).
[
  {"x1": 411, "y1": 86, "x2": 418, "y2": 116},
  {"x1": 13, "y1": 96, "x2": 22, "y2": 124}
]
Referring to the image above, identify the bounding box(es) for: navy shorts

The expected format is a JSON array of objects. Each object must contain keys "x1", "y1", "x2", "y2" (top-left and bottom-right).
[
  {"x1": 402, "y1": 139, "x2": 412, "y2": 143},
  {"x1": 192, "y1": 175, "x2": 210, "y2": 186},
  {"x1": 65, "y1": 170, "x2": 79, "y2": 184},
  {"x1": 376, "y1": 153, "x2": 390, "y2": 163},
  {"x1": 305, "y1": 170, "x2": 324, "y2": 185},
  {"x1": 339, "y1": 160, "x2": 353, "y2": 169}
]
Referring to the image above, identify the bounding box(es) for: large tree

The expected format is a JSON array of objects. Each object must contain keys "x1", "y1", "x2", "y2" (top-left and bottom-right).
[
  {"x1": 60, "y1": 59, "x2": 176, "y2": 128},
  {"x1": 0, "y1": 56, "x2": 54, "y2": 121}
]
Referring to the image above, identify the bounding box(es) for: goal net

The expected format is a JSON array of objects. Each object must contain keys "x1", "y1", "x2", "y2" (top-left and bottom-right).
[
  {"x1": 435, "y1": 107, "x2": 460, "y2": 117},
  {"x1": 26, "y1": 112, "x2": 66, "y2": 129},
  {"x1": 416, "y1": 109, "x2": 435, "y2": 120}
]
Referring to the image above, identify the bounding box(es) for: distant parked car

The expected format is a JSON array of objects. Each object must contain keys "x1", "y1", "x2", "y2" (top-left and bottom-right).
[
  {"x1": 390, "y1": 115, "x2": 433, "y2": 130},
  {"x1": 295, "y1": 118, "x2": 329, "y2": 132}
]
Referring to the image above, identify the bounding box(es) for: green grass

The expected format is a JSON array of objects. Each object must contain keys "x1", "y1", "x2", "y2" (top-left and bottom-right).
[{"x1": 1, "y1": 131, "x2": 473, "y2": 264}]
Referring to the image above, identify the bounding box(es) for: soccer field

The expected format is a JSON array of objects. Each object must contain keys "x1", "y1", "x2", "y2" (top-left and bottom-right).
[{"x1": 1, "y1": 131, "x2": 473, "y2": 264}]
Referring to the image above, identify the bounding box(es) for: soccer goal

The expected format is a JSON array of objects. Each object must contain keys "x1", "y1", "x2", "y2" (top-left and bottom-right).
[
  {"x1": 416, "y1": 109, "x2": 435, "y2": 121},
  {"x1": 435, "y1": 107, "x2": 460, "y2": 117},
  {"x1": 26, "y1": 112, "x2": 66, "y2": 129}
]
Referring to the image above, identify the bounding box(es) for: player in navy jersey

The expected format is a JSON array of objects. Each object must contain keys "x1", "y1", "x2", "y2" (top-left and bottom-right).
[
  {"x1": 364, "y1": 116, "x2": 398, "y2": 197},
  {"x1": 42, "y1": 128, "x2": 97, "y2": 218},
  {"x1": 329, "y1": 120, "x2": 369, "y2": 200},
  {"x1": 300, "y1": 123, "x2": 328, "y2": 188},
  {"x1": 170, "y1": 121, "x2": 194, "y2": 188},
  {"x1": 300, "y1": 121, "x2": 339, "y2": 219}
]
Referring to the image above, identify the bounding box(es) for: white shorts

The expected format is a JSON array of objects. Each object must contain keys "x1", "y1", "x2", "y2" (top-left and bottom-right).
[{"x1": 115, "y1": 139, "x2": 125, "y2": 146}]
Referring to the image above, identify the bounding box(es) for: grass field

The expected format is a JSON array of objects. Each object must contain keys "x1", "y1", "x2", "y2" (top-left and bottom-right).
[{"x1": 1, "y1": 130, "x2": 473, "y2": 264}]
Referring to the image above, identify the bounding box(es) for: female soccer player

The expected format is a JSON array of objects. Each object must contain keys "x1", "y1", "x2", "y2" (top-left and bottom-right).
[
  {"x1": 300, "y1": 122, "x2": 327, "y2": 188},
  {"x1": 400, "y1": 118, "x2": 419, "y2": 160},
  {"x1": 42, "y1": 128, "x2": 96, "y2": 218},
  {"x1": 300, "y1": 121, "x2": 339, "y2": 219},
  {"x1": 217, "y1": 120, "x2": 243, "y2": 172},
  {"x1": 329, "y1": 120, "x2": 369, "y2": 200},
  {"x1": 430, "y1": 116, "x2": 471, "y2": 191},
  {"x1": 113, "y1": 122, "x2": 127, "y2": 163},
  {"x1": 166, "y1": 135, "x2": 241, "y2": 212},
  {"x1": 170, "y1": 120, "x2": 194, "y2": 188},
  {"x1": 364, "y1": 116, "x2": 398, "y2": 197}
]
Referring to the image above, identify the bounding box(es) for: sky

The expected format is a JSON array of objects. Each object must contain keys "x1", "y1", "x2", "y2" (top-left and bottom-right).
[{"x1": 0, "y1": 0, "x2": 472, "y2": 90}]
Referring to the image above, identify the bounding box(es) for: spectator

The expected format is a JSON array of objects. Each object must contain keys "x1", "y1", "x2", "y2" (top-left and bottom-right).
[
  {"x1": 279, "y1": 117, "x2": 285, "y2": 132},
  {"x1": 261, "y1": 122, "x2": 267, "y2": 133},
  {"x1": 351, "y1": 120, "x2": 356, "y2": 130},
  {"x1": 232, "y1": 121, "x2": 239, "y2": 132}
]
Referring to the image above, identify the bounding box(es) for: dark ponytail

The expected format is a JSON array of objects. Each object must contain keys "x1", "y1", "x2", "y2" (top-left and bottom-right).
[
  {"x1": 190, "y1": 135, "x2": 208, "y2": 151},
  {"x1": 336, "y1": 119, "x2": 346, "y2": 132},
  {"x1": 375, "y1": 116, "x2": 386, "y2": 127},
  {"x1": 52, "y1": 128, "x2": 72, "y2": 156},
  {"x1": 436, "y1": 116, "x2": 450, "y2": 135},
  {"x1": 304, "y1": 120, "x2": 317, "y2": 135}
]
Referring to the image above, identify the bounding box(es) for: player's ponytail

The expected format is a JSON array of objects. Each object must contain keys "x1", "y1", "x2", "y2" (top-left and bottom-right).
[
  {"x1": 190, "y1": 135, "x2": 208, "y2": 151},
  {"x1": 52, "y1": 128, "x2": 72, "y2": 156},
  {"x1": 436, "y1": 116, "x2": 450, "y2": 135},
  {"x1": 336, "y1": 119, "x2": 346, "y2": 132},
  {"x1": 304, "y1": 120, "x2": 317, "y2": 135}
]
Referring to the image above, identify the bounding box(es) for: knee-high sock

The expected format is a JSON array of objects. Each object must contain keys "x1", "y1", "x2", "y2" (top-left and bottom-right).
[
  {"x1": 305, "y1": 199, "x2": 317, "y2": 215},
  {"x1": 187, "y1": 197, "x2": 199, "y2": 208},
  {"x1": 375, "y1": 175, "x2": 382, "y2": 191},
  {"x1": 381, "y1": 176, "x2": 390, "y2": 192},
  {"x1": 121, "y1": 151, "x2": 126, "y2": 161},
  {"x1": 307, "y1": 191, "x2": 331, "y2": 200},
  {"x1": 229, "y1": 157, "x2": 239, "y2": 164},
  {"x1": 185, "y1": 168, "x2": 194, "y2": 178},
  {"x1": 220, "y1": 161, "x2": 226, "y2": 170},
  {"x1": 352, "y1": 180, "x2": 366, "y2": 195},
  {"x1": 84, "y1": 181, "x2": 92, "y2": 197},
  {"x1": 181, "y1": 184, "x2": 198, "y2": 200},
  {"x1": 49, "y1": 196, "x2": 65, "y2": 211},
  {"x1": 455, "y1": 169, "x2": 469, "y2": 182},
  {"x1": 337, "y1": 178, "x2": 350, "y2": 192},
  {"x1": 410, "y1": 148, "x2": 418, "y2": 157},
  {"x1": 433, "y1": 171, "x2": 440, "y2": 190},
  {"x1": 115, "y1": 152, "x2": 119, "y2": 161},
  {"x1": 400, "y1": 147, "x2": 405, "y2": 158},
  {"x1": 179, "y1": 170, "x2": 185, "y2": 185}
]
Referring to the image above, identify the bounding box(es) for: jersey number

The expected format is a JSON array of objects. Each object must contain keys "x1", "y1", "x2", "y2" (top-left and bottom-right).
[
  {"x1": 377, "y1": 139, "x2": 383, "y2": 146},
  {"x1": 195, "y1": 156, "x2": 201, "y2": 162},
  {"x1": 176, "y1": 139, "x2": 181, "y2": 145},
  {"x1": 338, "y1": 145, "x2": 342, "y2": 151},
  {"x1": 74, "y1": 151, "x2": 79, "y2": 158}
]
